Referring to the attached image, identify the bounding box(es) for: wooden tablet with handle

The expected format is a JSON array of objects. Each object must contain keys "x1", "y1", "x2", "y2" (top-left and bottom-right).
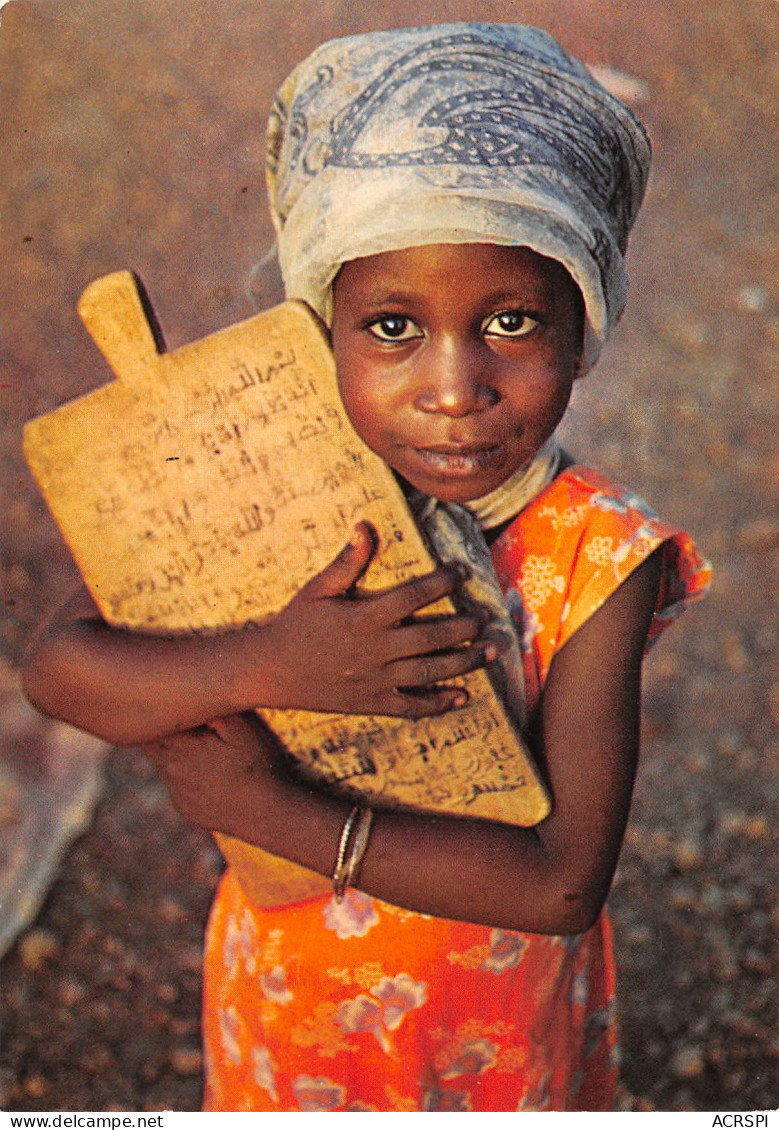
[{"x1": 23, "y1": 272, "x2": 550, "y2": 903}]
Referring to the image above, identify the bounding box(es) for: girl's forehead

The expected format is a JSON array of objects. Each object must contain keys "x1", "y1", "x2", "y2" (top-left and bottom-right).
[{"x1": 334, "y1": 243, "x2": 580, "y2": 307}]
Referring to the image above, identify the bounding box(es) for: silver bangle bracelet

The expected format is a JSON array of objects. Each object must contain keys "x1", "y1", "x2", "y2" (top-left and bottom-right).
[
  {"x1": 332, "y1": 805, "x2": 373, "y2": 902},
  {"x1": 344, "y1": 807, "x2": 373, "y2": 892}
]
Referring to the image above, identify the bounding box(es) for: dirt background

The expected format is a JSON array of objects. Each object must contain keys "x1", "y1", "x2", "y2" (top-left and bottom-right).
[{"x1": 1, "y1": 0, "x2": 776, "y2": 1113}]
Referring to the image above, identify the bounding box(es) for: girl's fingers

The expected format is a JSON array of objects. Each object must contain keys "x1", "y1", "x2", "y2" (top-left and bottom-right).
[
  {"x1": 387, "y1": 612, "x2": 483, "y2": 660},
  {"x1": 388, "y1": 639, "x2": 497, "y2": 690},
  {"x1": 392, "y1": 684, "x2": 471, "y2": 718},
  {"x1": 375, "y1": 565, "x2": 462, "y2": 623},
  {"x1": 301, "y1": 522, "x2": 377, "y2": 599}
]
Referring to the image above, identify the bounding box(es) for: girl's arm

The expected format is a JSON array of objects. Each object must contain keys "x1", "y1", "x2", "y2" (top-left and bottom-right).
[
  {"x1": 21, "y1": 523, "x2": 493, "y2": 745},
  {"x1": 144, "y1": 550, "x2": 662, "y2": 935}
]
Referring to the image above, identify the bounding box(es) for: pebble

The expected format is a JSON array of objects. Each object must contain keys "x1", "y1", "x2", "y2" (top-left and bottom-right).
[
  {"x1": 671, "y1": 1089, "x2": 698, "y2": 1112},
  {"x1": 732, "y1": 818, "x2": 768, "y2": 845},
  {"x1": 707, "y1": 1045, "x2": 725, "y2": 1068},
  {"x1": 181, "y1": 943, "x2": 204, "y2": 972},
  {"x1": 755, "y1": 623, "x2": 777, "y2": 653},
  {"x1": 170, "y1": 1047, "x2": 203, "y2": 1076},
  {"x1": 736, "y1": 284, "x2": 770, "y2": 313},
  {"x1": 626, "y1": 924, "x2": 653, "y2": 945},
  {"x1": 711, "y1": 987, "x2": 735, "y2": 1013},
  {"x1": 158, "y1": 896, "x2": 187, "y2": 923},
  {"x1": 80, "y1": 1046, "x2": 114, "y2": 1074},
  {"x1": 666, "y1": 311, "x2": 711, "y2": 352},
  {"x1": 156, "y1": 982, "x2": 179, "y2": 1004},
  {"x1": 722, "y1": 632, "x2": 750, "y2": 672},
  {"x1": 715, "y1": 731, "x2": 742, "y2": 758},
  {"x1": 685, "y1": 749, "x2": 709, "y2": 773},
  {"x1": 585, "y1": 64, "x2": 651, "y2": 106},
  {"x1": 726, "y1": 885, "x2": 754, "y2": 912},
  {"x1": 648, "y1": 828, "x2": 672, "y2": 855},
  {"x1": 19, "y1": 928, "x2": 61, "y2": 972},
  {"x1": 103, "y1": 935, "x2": 126, "y2": 957},
  {"x1": 737, "y1": 747, "x2": 759, "y2": 770},
  {"x1": 24, "y1": 1073, "x2": 49, "y2": 1098},
  {"x1": 742, "y1": 949, "x2": 772, "y2": 976},
  {"x1": 58, "y1": 978, "x2": 87, "y2": 1006},
  {"x1": 672, "y1": 837, "x2": 704, "y2": 871},
  {"x1": 717, "y1": 809, "x2": 750, "y2": 837},
  {"x1": 723, "y1": 1011, "x2": 757, "y2": 1037},
  {"x1": 669, "y1": 882, "x2": 697, "y2": 910},
  {"x1": 714, "y1": 954, "x2": 739, "y2": 983},
  {"x1": 652, "y1": 650, "x2": 681, "y2": 677},
  {"x1": 670, "y1": 1045, "x2": 706, "y2": 1079},
  {"x1": 725, "y1": 1070, "x2": 747, "y2": 1094}
]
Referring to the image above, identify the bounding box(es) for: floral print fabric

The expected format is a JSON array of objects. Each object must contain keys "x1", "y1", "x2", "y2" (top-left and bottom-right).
[
  {"x1": 202, "y1": 465, "x2": 710, "y2": 1111},
  {"x1": 490, "y1": 465, "x2": 711, "y2": 713},
  {"x1": 203, "y1": 878, "x2": 618, "y2": 1111}
]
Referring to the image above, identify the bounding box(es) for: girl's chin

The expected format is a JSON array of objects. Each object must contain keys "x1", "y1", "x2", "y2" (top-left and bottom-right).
[
  {"x1": 396, "y1": 469, "x2": 510, "y2": 505},
  {"x1": 395, "y1": 446, "x2": 521, "y2": 502}
]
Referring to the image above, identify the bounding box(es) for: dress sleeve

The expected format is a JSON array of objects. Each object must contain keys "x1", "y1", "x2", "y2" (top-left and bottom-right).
[
  {"x1": 491, "y1": 467, "x2": 712, "y2": 692},
  {"x1": 549, "y1": 470, "x2": 712, "y2": 653}
]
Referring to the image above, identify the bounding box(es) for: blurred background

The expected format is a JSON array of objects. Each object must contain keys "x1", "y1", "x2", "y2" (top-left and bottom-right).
[{"x1": 1, "y1": 0, "x2": 776, "y2": 1112}]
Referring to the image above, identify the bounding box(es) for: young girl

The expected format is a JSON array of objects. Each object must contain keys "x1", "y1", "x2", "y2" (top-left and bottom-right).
[{"x1": 22, "y1": 24, "x2": 710, "y2": 1113}]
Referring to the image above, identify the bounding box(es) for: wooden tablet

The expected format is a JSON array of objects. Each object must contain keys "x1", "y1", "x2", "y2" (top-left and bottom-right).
[{"x1": 24, "y1": 272, "x2": 550, "y2": 899}]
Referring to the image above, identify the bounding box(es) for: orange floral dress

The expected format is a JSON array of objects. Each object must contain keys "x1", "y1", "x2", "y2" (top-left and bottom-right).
[{"x1": 201, "y1": 465, "x2": 711, "y2": 1112}]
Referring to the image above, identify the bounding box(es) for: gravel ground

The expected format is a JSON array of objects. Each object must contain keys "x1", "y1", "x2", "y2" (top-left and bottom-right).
[{"x1": 1, "y1": 0, "x2": 776, "y2": 1113}]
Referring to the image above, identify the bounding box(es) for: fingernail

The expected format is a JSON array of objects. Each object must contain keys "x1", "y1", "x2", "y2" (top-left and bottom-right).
[
  {"x1": 453, "y1": 690, "x2": 468, "y2": 708},
  {"x1": 483, "y1": 642, "x2": 498, "y2": 663}
]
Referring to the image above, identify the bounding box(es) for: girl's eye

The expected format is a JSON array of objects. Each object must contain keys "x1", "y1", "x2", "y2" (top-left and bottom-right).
[
  {"x1": 483, "y1": 311, "x2": 540, "y2": 338},
  {"x1": 366, "y1": 315, "x2": 422, "y2": 342}
]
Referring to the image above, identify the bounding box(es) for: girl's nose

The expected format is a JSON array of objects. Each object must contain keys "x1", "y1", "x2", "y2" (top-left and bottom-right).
[{"x1": 414, "y1": 341, "x2": 498, "y2": 417}]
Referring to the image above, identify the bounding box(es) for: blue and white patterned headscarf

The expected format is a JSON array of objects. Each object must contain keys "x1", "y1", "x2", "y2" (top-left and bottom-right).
[{"x1": 266, "y1": 23, "x2": 651, "y2": 371}]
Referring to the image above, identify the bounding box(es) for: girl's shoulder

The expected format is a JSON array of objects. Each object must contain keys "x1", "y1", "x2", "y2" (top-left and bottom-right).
[
  {"x1": 491, "y1": 463, "x2": 711, "y2": 657},
  {"x1": 532, "y1": 463, "x2": 674, "y2": 521}
]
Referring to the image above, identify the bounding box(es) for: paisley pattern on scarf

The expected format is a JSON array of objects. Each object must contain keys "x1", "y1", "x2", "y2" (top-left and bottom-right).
[
  {"x1": 201, "y1": 466, "x2": 710, "y2": 1112},
  {"x1": 266, "y1": 24, "x2": 651, "y2": 371}
]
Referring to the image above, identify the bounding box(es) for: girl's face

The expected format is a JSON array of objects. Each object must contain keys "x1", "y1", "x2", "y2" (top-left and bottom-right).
[{"x1": 331, "y1": 243, "x2": 584, "y2": 503}]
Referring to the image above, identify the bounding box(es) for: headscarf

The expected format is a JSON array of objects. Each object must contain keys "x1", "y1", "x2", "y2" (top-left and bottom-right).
[{"x1": 266, "y1": 22, "x2": 651, "y2": 373}]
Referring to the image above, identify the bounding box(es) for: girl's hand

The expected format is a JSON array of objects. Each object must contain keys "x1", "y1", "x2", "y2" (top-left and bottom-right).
[
  {"x1": 142, "y1": 713, "x2": 281, "y2": 835},
  {"x1": 20, "y1": 523, "x2": 494, "y2": 747},
  {"x1": 239, "y1": 522, "x2": 496, "y2": 718}
]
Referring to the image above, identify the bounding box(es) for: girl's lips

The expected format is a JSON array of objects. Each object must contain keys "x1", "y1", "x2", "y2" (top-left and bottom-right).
[{"x1": 409, "y1": 443, "x2": 505, "y2": 478}]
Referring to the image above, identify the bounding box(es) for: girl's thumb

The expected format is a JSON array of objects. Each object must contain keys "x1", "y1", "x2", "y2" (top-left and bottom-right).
[{"x1": 305, "y1": 522, "x2": 377, "y2": 598}]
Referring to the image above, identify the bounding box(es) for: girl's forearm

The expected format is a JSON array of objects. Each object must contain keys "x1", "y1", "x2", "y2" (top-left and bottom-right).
[
  {"x1": 216, "y1": 762, "x2": 595, "y2": 935},
  {"x1": 182, "y1": 721, "x2": 597, "y2": 936},
  {"x1": 21, "y1": 620, "x2": 270, "y2": 745}
]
